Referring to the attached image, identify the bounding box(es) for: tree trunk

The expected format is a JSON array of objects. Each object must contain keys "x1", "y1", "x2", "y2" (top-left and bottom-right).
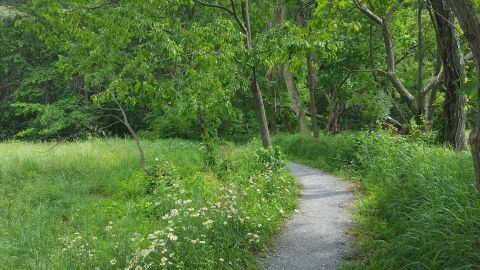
[
  {"x1": 417, "y1": 0, "x2": 426, "y2": 119},
  {"x1": 281, "y1": 111, "x2": 293, "y2": 134},
  {"x1": 250, "y1": 67, "x2": 272, "y2": 147},
  {"x1": 283, "y1": 64, "x2": 309, "y2": 133},
  {"x1": 199, "y1": 109, "x2": 215, "y2": 166},
  {"x1": 242, "y1": 0, "x2": 271, "y2": 147},
  {"x1": 426, "y1": 4, "x2": 443, "y2": 123},
  {"x1": 297, "y1": 0, "x2": 319, "y2": 138},
  {"x1": 273, "y1": 0, "x2": 309, "y2": 135},
  {"x1": 430, "y1": 0, "x2": 466, "y2": 150},
  {"x1": 269, "y1": 111, "x2": 277, "y2": 133},
  {"x1": 445, "y1": 0, "x2": 480, "y2": 190},
  {"x1": 117, "y1": 102, "x2": 146, "y2": 171},
  {"x1": 328, "y1": 100, "x2": 346, "y2": 134},
  {"x1": 306, "y1": 51, "x2": 320, "y2": 138}
]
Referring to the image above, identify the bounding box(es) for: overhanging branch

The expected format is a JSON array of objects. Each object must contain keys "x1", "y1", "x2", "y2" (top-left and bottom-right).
[{"x1": 193, "y1": 0, "x2": 247, "y2": 34}]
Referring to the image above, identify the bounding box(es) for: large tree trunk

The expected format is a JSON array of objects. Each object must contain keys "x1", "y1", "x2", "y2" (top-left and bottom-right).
[
  {"x1": 445, "y1": 0, "x2": 480, "y2": 191},
  {"x1": 242, "y1": 1, "x2": 271, "y2": 147},
  {"x1": 430, "y1": 0, "x2": 466, "y2": 150},
  {"x1": 283, "y1": 64, "x2": 309, "y2": 133}
]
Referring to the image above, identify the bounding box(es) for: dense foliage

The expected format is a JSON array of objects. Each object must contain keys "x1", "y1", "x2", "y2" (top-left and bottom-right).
[
  {"x1": 275, "y1": 132, "x2": 480, "y2": 269},
  {"x1": 2, "y1": 0, "x2": 477, "y2": 143},
  {"x1": 0, "y1": 139, "x2": 298, "y2": 269}
]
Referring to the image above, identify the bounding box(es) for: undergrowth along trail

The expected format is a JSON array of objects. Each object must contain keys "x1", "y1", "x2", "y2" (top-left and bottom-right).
[{"x1": 275, "y1": 132, "x2": 480, "y2": 269}]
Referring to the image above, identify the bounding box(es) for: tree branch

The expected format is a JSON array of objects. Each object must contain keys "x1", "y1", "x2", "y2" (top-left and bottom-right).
[
  {"x1": 422, "y1": 66, "x2": 444, "y2": 95},
  {"x1": 385, "y1": 1, "x2": 403, "y2": 24},
  {"x1": 353, "y1": 0, "x2": 382, "y2": 25},
  {"x1": 229, "y1": 0, "x2": 247, "y2": 34},
  {"x1": 193, "y1": 0, "x2": 247, "y2": 33}
]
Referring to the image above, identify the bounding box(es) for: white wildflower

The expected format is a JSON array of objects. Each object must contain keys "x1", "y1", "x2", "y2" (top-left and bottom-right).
[{"x1": 167, "y1": 233, "x2": 177, "y2": 241}]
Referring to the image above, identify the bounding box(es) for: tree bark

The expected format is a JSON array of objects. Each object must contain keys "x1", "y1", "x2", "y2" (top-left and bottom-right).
[
  {"x1": 445, "y1": 0, "x2": 480, "y2": 191},
  {"x1": 430, "y1": 0, "x2": 466, "y2": 150},
  {"x1": 283, "y1": 64, "x2": 309, "y2": 133}
]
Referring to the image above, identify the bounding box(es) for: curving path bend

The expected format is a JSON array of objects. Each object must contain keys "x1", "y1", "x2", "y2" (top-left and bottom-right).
[{"x1": 265, "y1": 162, "x2": 353, "y2": 270}]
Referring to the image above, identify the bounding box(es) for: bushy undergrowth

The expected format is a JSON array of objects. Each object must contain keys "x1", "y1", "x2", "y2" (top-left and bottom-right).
[
  {"x1": 274, "y1": 132, "x2": 480, "y2": 269},
  {"x1": 0, "y1": 139, "x2": 298, "y2": 270}
]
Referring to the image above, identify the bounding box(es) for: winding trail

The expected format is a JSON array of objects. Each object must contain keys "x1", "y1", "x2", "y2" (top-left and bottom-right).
[{"x1": 265, "y1": 162, "x2": 353, "y2": 270}]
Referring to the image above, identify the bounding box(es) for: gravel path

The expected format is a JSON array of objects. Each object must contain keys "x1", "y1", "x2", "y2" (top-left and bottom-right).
[{"x1": 264, "y1": 162, "x2": 353, "y2": 270}]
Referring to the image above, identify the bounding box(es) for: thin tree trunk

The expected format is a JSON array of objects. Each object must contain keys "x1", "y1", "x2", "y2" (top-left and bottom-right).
[
  {"x1": 241, "y1": 0, "x2": 271, "y2": 147},
  {"x1": 281, "y1": 111, "x2": 293, "y2": 134},
  {"x1": 250, "y1": 67, "x2": 272, "y2": 147},
  {"x1": 417, "y1": 0, "x2": 426, "y2": 119},
  {"x1": 426, "y1": 4, "x2": 443, "y2": 123},
  {"x1": 297, "y1": 0, "x2": 319, "y2": 138},
  {"x1": 328, "y1": 100, "x2": 346, "y2": 133},
  {"x1": 430, "y1": 0, "x2": 467, "y2": 150},
  {"x1": 369, "y1": 24, "x2": 379, "y2": 83},
  {"x1": 283, "y1": 64, "x2": 309, "y2": 133},
  {"x1": 117, "y1": 102, "x2": 146, "y2": 171},
  {"x1": 199, "y1": 109, "x2": 215, "y2": 166},
  {"x1": 306, "y1": 51, "x2": 319, "y2": 138},
  {"x1": 445, "y1": 0, "x2": 480, "y2": 190},
  {"x1": 274, "y1": 0, "x2": 309, "y2": 135}
]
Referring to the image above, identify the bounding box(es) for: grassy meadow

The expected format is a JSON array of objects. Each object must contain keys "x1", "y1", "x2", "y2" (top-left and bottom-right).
[
  {"x1": 0, "y1": 139, "x2": 298, "y2": 269},
  {"x1": 274, "y1": 132, "x2": 480, "y2": 269}
]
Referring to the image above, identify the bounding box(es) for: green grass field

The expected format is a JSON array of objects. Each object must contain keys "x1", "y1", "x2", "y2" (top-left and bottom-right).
[{"x1": 0, "y1": 139, "x2": 298, "y2": 270}]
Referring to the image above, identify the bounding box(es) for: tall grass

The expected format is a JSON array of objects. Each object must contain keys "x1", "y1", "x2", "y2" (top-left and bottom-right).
[
  {"x1": 274, "y1": 132, "x2": 480, "y2": 269},
  {"x1": 0, "y1": 139, "x2": 298, "y2": 269}
]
